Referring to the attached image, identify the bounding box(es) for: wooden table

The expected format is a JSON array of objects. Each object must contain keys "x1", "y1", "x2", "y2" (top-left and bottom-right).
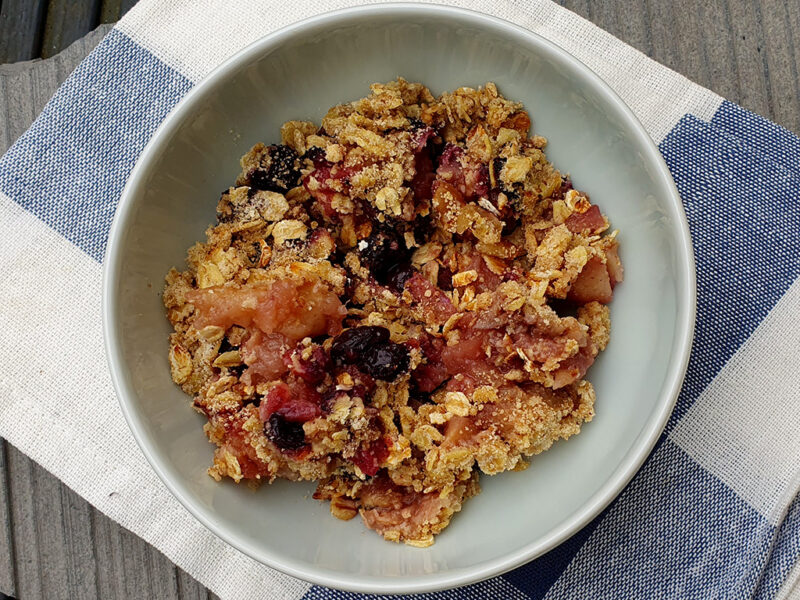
[
  {"x1": 0, "y1": 0, "x2": 138, "y2": 62},
  {"x1": 1, "y1": 1, "x2": 798, "y2": 598}
]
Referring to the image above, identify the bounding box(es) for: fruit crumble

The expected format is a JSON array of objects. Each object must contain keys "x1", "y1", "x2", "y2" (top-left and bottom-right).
[{"x1": 163, "y1": 79, "x2": 623, "y2": 547}]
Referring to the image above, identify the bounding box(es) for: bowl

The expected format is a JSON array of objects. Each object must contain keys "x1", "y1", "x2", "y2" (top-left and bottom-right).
[{"x1": 103, "y1": 3, "x2": 696, "y2": 594}]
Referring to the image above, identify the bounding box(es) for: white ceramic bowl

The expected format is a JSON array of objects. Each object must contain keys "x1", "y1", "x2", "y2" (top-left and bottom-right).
[{"x1": 103, "y1": 4, "x2": 695, "y2": 594}]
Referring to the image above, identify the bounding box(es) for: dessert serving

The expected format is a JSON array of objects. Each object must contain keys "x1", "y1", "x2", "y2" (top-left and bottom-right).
[{"x1": 163, "y1": 79, "x2": 623, "y2": 547}]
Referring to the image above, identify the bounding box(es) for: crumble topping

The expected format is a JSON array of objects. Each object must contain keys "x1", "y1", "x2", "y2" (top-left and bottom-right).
[{"x1": 164, "y1": 79, "x2": 623, "y2": 546}]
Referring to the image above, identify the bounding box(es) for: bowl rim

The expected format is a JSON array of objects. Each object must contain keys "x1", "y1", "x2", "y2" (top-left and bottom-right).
[{"x1": 102, "y1": 2, "x2": 697, "y2": 594}]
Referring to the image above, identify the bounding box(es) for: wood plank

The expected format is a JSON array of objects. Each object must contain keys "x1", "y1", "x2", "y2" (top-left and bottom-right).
[
  {"x1": 177, "y1": 568, "x2": 211, "y2": 600},
  {"x1": 693, "y1": 0, "x2": 739, "y2": 102},
  {"x1": 0, "y1": 0, "x2": 48, "y2": 62},
  {"x1": 91, "y1": 509, "x2": 181, "y2": 600},
  {"x1": 608, "y1": 1, "x2": 654, "y2": 60},
  {"x1": 0, "y1": 443, "x2": 17, "y2": 597},
  {"x1": 562, "y1": 0, "x2": 800, "y2": 135},
  {"x1": 100, "y1": 0, "x2": 123, "y2": 23},
  {"x1": 58, "y1": 486, "x2": 99, "y2": 599},
  {"x1": 0, "y1": 25, "x2": 115, "y2": 150},
  {"x1": 640, "y1": 0, "x2": 681, "y2": 81},
  {"x1": 10, "y1": 445, "x2": 97, "y2": 598},
  {"x1": 0, "y1": 68, "x2": 38, "y2": 149},
  {"x1": 6, "y1": 446, "x2": 44, "y2": 599},
  {"x1": 6, "y1": 440, "x2": 188, "y2": 600},
  {"x1": 784, "y1": 1, "x2": 800, "y2": 135},
  {"x1": 51, "y1": 24, "x2": 114, "y2": 83},
  {"x1": 722, "y1": 0, "x2": 772, "y2": 121},
  {"x1": 759, "y1": 0, "x2": 800, "y2": 135},
  {"x1": 99, "y1": 0, "x2": 141, "y2": 23},
  {"x1": 100, "y1": 0, "x2": 140, "y2": 24},
  {"x1": 558, "y1": 0, "x2": 591, "y2": 21},
  {"x1": 41, "y1": 0, "x2": 102, "y2": 59},
  {"x1": 0, "y1": 21, "x2": 192, "y2": 600}
]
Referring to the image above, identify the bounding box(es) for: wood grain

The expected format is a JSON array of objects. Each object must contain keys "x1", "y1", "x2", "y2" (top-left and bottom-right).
[
  {"x1": 99, "y1": 0, "x2": 140, "y2": 24},
  {"x1": 0, "y1": 2, "x2": 799, "y2": 598},
  {"x1": 559, "y1": 0, "x2": 800, "y2": 134},
  {"x1": 40, "y1": 0, "x2": 102, "y2": 58},
  {"x1": 0, "y1": 444, "x2": 17, "y2": 597},
  {"x1": 0, "y1": 0, "x2": 49, "y2": 63}
]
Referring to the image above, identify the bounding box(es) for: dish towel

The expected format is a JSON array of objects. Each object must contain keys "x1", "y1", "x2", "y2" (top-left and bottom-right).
[{"x1": 2, "y1": 1, "x2": 800, "y2": 598}]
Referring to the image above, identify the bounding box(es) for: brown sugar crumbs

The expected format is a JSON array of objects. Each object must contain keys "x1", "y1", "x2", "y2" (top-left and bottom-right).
[{"x1": 163, "y1": 79, "x2": 623, "y2": 547}]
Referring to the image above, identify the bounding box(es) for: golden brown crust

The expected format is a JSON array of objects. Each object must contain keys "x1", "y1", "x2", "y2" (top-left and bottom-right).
[{"x1": 163, "y1": 79, "x2": 622, "y2": 546}]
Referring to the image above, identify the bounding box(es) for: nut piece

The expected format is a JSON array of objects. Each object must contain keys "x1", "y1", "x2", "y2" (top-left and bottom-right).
[
  {"x1": 213, "y1": 350, "x2": 242, "y2": 368},
  {"x1": 452, "y1": 269, "x2": 478, "y2": 287},
  {"x1": 405, "y1": 535, "x2": 434, "y2": 548},
  {"x1": 444, "y1": 391, "x2": 471, "y2": 416},
  {"x1": 272, "y1": 220, "x2": 308, "y2": 245},
  {"x1": 329, "y1": 495, "x2": 358, "y2": 521},
  {"x1": 196, "y1": 262, "x2": 225, "y2": 288},
  {"x1": 257, "y1": 239, "x2": 272, "y2": 267},
  {"x1": 496, "y1": 127, "x2": 521, "y2": 146},
  {"x1": 375, "y1": 186, "x2": 402, "y2": 216},
  {"x1": 280, "y1": 120, "x2": 316, "y2": 155},
  {"x1": 169, "y1": 343, "x2": 193, "y2": 384},
  {"x1": 198, "y1": 325, "x2": 225, "y2": 342},
  {"x1": 565, "y1": 189, "x2": 591, "y2": 213},
  {"x1": 256, "y1": 191, "x2": 290, "y2": 222},
  {"x1": 501, "y1": 155, "x2": 532, "y2": 183},
  {"x1": 412, "y1": 242, "x2": 442, "y2": 266},
  {"x1": 325, "y1": 144, "x2": 345, "y2": 163},
  {"x1": 409, "y1": 424, "x2": 444, "y2": 450}
]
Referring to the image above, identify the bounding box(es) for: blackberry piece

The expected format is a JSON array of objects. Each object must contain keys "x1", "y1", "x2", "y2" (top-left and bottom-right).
[
  {"x1": 411, "y1": 215, "x2": 435, "y2": 246},
  {"x1": 303, "y1": 145, "x2": 329, "y2": 169},
  {"x1": 361, "y1": 342, "x2": 410, "y2": 381},
  {"x1": 384, "y1": 262, "x2": 416, "y2": 292},
  {"x1": 359, "y1": 226, "x2": 412, "y2": 285},
  {"x1": 330, "y1": 326, "x2": 410, "y2": 381},
  {"x1": 330, "y1": 326, "x2": 390, "y2": 366},
  {"x1": 266, "y1": 413, "x2": 306, "y2": 451},
  {"x1": 246, "y1": 145, "x2": 301, "y2": 193}
]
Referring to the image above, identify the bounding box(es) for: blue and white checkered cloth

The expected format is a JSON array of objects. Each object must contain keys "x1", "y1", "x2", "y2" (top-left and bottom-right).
[{"x1": 2, "y1": 1, "x2": 799, "y2": 598}]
